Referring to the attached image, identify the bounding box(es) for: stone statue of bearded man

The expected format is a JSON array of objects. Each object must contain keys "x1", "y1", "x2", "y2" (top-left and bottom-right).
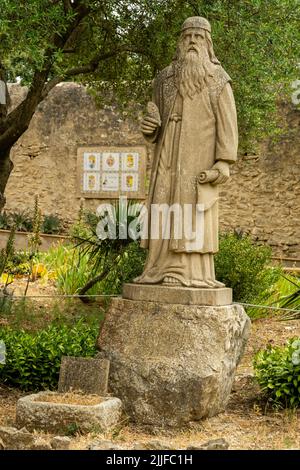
[{"x1": 135, "y1": 16, "x2": 238, "y2": 288}]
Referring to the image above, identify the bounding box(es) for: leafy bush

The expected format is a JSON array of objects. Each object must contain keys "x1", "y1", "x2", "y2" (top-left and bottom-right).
[
  {"x1": 215, "y1": 232, "x2": 281, "y2": 303},
  {"x1": 42, "y1": 214, "x2": 62, "y2": 235},
  {"x1": 254, "y1": 339, "x2": 300, "y2": 409},
  {"x1": 4, "y1": 251, "x2": 32, "y2": 275},
  {"x1": 100, "y1": 241, "x2": 146, "y2": 295},
  {"x1": 0, "y1": 210, "x2": 64, "y2": 235},
  {"x1": 0, "y1": 320, "x2": 98, "y2": 390},
  {"x1": 0, "y1": 228, "x2": 15, "y2": 279},
  {"x1": 10, "y1": 210, "x2": 34, "y2": 232},
  {"x1": 0, "y1": 211, "x2": 10, "y2": 230}
]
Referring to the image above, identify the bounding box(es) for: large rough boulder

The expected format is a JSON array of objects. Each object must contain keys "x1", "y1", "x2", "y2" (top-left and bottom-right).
[{"x1": 97, "y1": 298, "x2": 250, "y2": 427}]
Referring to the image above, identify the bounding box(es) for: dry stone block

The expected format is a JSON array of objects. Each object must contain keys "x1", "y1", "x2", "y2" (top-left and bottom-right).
[
  {"x1": 97, "y1": 298, "x2": 250, "y2": 427},
  {"x1": 0, "y1": 437, "x2": 4, "y2": 450},
  {"x1": 87, "y1": 439, "x2": 125, "y2": 450},
  {"x1": 31, "y1": 438, "x2": 52, "y2": 450},
  {"x1": 0, "y1": 426, "x2": 35, "y2": 450},
  {"x1": 16, "y1": 392, "x2": 122, "y2": 434},
  {"x1": 58, "y1": 356, "x2": 110, "y2": 395},
  {"x1": 143, "y1": 439, "x2": 175, "y2": 450},
  {"x1": 187, "y1": 438, "x2": 229, "y2": 450},
  {"x1": 50, "y1": 436, "x2": 72, "y2": 450}
]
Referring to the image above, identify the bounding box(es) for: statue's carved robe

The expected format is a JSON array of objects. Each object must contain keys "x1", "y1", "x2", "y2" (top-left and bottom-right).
[{"x1": 136, "y1": 62, "x2": 238, "y2": 286}]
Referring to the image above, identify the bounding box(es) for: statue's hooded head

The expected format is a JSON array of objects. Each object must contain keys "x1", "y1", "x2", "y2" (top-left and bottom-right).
[{"x1": 175, "y1": 16, "x2": 220, "y2": 98}]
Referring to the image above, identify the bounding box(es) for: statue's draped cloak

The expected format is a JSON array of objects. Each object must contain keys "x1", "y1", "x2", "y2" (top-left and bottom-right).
[{"x1": 137, "y1": 63, "x2": 238, "y2": 285}]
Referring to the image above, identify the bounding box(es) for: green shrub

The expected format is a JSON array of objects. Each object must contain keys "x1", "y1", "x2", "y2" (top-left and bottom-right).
[
  {"x1": 9, "y1": 210, "x2": 33, "y2": 232},
  {"x1": 215, "y1": 232, "x2": 281, "y2": 303},
  {"x1": 100, "y1": 241, "x2": 146, "y2": 295},
  {"x1": 0, "y1": 211, "x2": 10, "y2": 230},
  {"x1": 0, "y1": 227, "x2": 16, "y2": 278},
  {"x1": 39, "y1": 243, "x2": 101, "y2": 295},
  {"x1": 0, "y1": 210, "x2": 64, "y2": 235},
  {"x1": 0, "y1": 320, "x2": 98, "y2": 391},
  {"x1": 42, "y1": 214, "x2": 62, "y2": 235},
  {"x1": 4, "y1": 251, "x2": 32, "y2": 275},
  {"x1": 254, "y1": 338, "x2": 300, "y2": 409}
]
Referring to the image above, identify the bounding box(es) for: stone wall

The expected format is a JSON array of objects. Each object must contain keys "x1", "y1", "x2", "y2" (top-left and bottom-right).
[
  {"x1": 220, "y1": 105, "x2": 300, "y2": 257},
  {"x1": 5, "y1": 83, "x2": 148, "y2": 223},
  {"x1": 4, "y1": 83, "x2": 300, "y2": 257}
]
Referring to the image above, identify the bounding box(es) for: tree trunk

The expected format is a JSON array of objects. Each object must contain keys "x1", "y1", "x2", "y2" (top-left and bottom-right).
[{"x1": 0, "y1": 148, "x2": 13, "y2": 210}]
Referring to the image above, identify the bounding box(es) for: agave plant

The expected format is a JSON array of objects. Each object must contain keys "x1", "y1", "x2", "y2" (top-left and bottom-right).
[
  {"x1": 72, "y1": 200, "x2": 145, "y2": 301},
  {"x1": 275, "y1": 275, "x2": 300, "y2": 319},
  {"x1": 0, "y1": 211, "x2": 10, "y2": 230},
  {"x1": 9, "y1": 210, "x2": 33, "y2": 232},
  {"x1": 42, "y1": 214, "x2": 62, "y2": 235}
]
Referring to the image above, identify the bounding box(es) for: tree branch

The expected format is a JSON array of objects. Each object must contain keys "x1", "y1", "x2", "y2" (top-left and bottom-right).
[
  {"x1": 0, "y1": 2, "x2": 91, "y2": 148},
  {"x1": 0, "y1": 62, "x2": 9, "y2": 122},
  {"x1": 0, "y1": 65, "x2": 53, "y2": 150},
  {"x1": 41, "y1": 45, "x2": 146, "y2": 98}
]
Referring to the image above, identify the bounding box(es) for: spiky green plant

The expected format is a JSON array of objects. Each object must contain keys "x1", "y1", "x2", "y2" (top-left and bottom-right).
[
  {"x1": 0, "y1": 226, "x2": 15, "y2": 277},
  {"x1": 28, "y1": 195, "x2": 42, "y2": 252},
  {"x1": 73, "y1": 200, "x2": 145, "y2": 300},
  {"x1": 273, "y1": 275, "x2": 300, "y2": 320}
]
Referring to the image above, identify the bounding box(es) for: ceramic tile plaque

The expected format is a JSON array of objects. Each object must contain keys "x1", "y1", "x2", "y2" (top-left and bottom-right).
[{"x1": 77, "y1": 146, "x2": 146, "y2": 199}]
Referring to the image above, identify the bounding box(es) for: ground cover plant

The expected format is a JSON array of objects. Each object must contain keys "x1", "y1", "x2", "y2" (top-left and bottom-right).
[{"x1": 254, "y1": 338, "x2": 300, "y2": 409}]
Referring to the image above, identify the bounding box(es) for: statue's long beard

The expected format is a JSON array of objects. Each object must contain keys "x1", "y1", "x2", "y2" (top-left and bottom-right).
[{"x1": 176, "y1": 49, "x2": 208, "y2": 99}]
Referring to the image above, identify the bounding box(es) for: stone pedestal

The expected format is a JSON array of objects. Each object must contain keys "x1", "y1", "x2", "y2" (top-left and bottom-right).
[
  {"x1": 97, "y1": 296, "x2": 250, "y2": 428},
  {"x1": 123, "y1": 283, "x2": 232, "y2": 305}
]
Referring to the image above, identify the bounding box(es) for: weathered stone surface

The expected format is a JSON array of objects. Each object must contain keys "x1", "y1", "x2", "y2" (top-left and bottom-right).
[
  {"x1": 143, "y1": 439, "x2": 175, "y2": 450},
  {"x1": 31, "y1": 438, "x2": 52, "y2": 450},
  {"x1": 0, "y1": 426, "x2": 35, "y2": 450},
  {"x1": 50, "y1": 436, "x2": 72, "y2": 450},
  {"x1": 87, "y1": 439, "x2": 125, "y2": 450},
  {"x1": 187, "y1": 438, "x2": 229, "y2": 450},
  {"x1": 97, "y1": 298, "x2": 250, "y2": 427},
  {"x1": 5, "y1": 83, "x2": 147, "y2": 228},
  {"x1": 0, "y1": 426, "x2": 54, "y2": 450},
  {"x1": 16, "y1": 392, "x2": 122, "y2": 434},
  {"x1": 123, "y1": 283, "x2": 232, "y2": 306},
  {"x1": 131, "y1": 441, "x2": 148, "y2": 450},
  {"x1": 58, "y1": 356, "x2": 110, "y2": 395}
]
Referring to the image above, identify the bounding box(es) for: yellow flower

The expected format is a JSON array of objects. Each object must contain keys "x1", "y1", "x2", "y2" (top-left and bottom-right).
[
  {"x1": 31, "y1": 263, "x2": 48, "y2": 280},
  {"x1": 0, "y1": 273, "x2": 14, "y2": 284}
]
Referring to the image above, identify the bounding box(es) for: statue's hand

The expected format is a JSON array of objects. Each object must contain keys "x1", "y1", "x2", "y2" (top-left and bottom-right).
[
  {"x1": 141, "y1": 115, "x2": 160, "y2": 135},
  {"x1": 211, "y1": 161, "x2": 230, "y2": 185}
]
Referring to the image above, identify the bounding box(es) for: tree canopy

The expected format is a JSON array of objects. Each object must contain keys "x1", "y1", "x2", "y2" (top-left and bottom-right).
[{"x1": 0, "y1": 0, "x2": 299, "y2": 204}]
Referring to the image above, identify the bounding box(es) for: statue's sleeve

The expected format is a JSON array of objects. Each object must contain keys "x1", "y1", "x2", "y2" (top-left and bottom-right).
[
  {"x1": 215, "y1": 82, "x2": 238, "y2": 163},
  {"x1": 142, "y1": 77, "x2": 161, "y2": 144}
]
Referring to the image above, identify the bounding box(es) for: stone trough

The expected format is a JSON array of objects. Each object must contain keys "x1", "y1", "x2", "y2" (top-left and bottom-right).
[{"x1": 16, "y1": 392, "x2": 122, "y2": 434}]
